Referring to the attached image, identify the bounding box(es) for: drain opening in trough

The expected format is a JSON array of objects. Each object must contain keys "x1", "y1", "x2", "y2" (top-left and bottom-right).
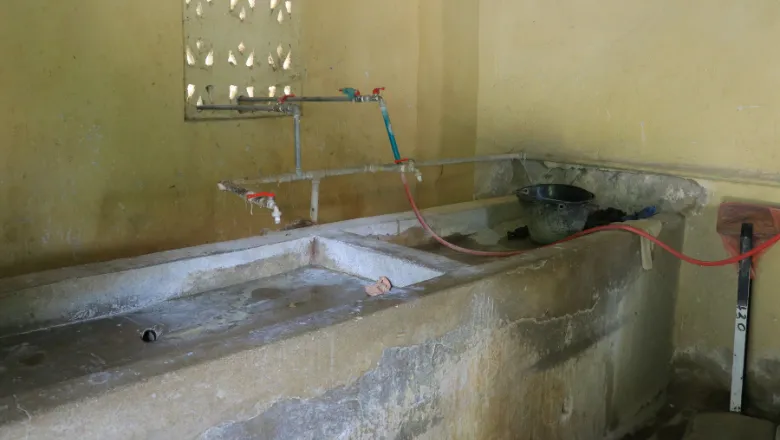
[{"x1": 141, "y1": 329, "x2": 158, "y2": 343}]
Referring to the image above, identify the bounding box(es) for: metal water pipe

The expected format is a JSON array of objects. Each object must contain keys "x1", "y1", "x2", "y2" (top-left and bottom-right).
[
  {"x1": 196, "y1": 103, "x2": 297, "y2": 114},
  {"x1": 238, "y1": 96, "x2": 353, "y2": 103},
  {"x1": 292, "y1": 105, "x2": 302, "y2": 175},
  {"x1": 215, "y1": 87, "x2": 412, "y2": 223}
]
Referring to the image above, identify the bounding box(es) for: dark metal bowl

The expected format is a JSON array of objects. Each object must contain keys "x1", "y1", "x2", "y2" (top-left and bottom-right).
[
  {"x1": 515, "y1": 184, "x2": 595, "y2": 205},
  {"x1": 514, "y1": 184, "x2": 595, "y2": 244}
]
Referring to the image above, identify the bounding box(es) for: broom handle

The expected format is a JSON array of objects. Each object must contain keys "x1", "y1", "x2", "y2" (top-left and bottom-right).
[{"x1": 730, "y1": 223, "x2": 753, "y2": 413}]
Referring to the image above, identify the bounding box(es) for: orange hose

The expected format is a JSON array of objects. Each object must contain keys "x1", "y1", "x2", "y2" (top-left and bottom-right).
[{"x1": 400, "y1": 174, "x2": 779, "y2": 266}]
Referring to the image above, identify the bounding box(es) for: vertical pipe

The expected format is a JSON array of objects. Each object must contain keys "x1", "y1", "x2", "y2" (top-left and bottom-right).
[
  {"x1": 293, "y1": 106, "x2": 302, "y2": 175},
  {"x1": 310, "y1": 179, "x2": 320, "y2": 223},
  {"x1": 378, "y1": 97, "x2": 402, "y2": 162}
]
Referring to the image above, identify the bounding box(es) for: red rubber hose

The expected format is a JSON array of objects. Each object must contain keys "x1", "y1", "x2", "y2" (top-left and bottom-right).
[{"x1": 400, "y1": 174, "x2": 780, "y2": 267}]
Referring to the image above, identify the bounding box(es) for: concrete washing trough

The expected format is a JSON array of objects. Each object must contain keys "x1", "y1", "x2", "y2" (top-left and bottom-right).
[
  {"x1": 0, "y1": 233, "x2": 450, "y2": 404},
  {"x1": 0, "y1": 195, "x2": 687, "y2": 439}
]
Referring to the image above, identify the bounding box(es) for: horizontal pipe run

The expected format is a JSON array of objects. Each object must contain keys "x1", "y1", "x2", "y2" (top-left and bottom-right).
[
  {"x1": 232, "y1": 162, "x2": 418, "y2": 185},
  {"x1": 227, "y1": 154, "x2": 530, "y2": 186},
  {"x1": 412, "y1": 151, "x2": 780, "y2": 188},
  {"x1": 219, "y1": 150, "x2": 780, "y2": 225},
  {"x1": 236, "y1": 97, "x2": 278, "y2": 103},
  {"x1": 415, "y1": 154, "x2": 524, "y2": 167},
  {"x1": 196, "y1": 104, "x2": 289, "y2": 113},
  {"x1": 238, "y1": 96, "x2": 354, "y2": 103},
  {"x1": 219, "y1": 155, "x2": 524, "y2": 223},
  {"x1": 219, "y1": 153, "x2": 545, "y2": 225}
]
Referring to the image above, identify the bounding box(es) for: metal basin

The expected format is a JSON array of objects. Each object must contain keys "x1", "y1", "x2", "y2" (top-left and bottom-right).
[{"x1": 515, "y1": 184, "x2": 595, "y2": 244}]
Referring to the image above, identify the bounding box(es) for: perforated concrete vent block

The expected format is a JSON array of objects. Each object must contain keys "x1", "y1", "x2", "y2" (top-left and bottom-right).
[
  {"x1": 683, "y1": 412, "x2": 775, "y2": 440},
  {"x1": 183, "y1": 0, "x2": 302, "y2": 119}
]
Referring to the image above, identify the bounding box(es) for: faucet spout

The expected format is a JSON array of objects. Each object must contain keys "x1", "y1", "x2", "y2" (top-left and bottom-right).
[
  {"x1": 268, "y1": 198, "x2": 282, "y2": 225},
  {"x1": 246, "y1": 193, "x2": 282, "y2": 224},
  {"x1": 217, "y1": 181, "x2": 283, "y2": 224}
]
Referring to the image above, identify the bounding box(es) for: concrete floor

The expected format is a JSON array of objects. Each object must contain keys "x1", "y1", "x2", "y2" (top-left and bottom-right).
[{"x1": 620, "y1": 381, "x2": 738, "y2": 440}]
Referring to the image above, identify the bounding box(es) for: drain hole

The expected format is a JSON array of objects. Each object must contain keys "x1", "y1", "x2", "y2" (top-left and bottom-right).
[{"x1": 141, "y1": 329, "x2": 158, "y2": 343}]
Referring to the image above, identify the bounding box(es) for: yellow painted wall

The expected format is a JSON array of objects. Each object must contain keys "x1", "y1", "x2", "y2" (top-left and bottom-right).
[
  {"x1": 676, "y1": 182, "x2": 780, "y2": 375},
  {"x1": 8, "y1": 0, "x2": 778, "y2": 387},
  {"x1": 477, "y1": 0, "x2": 780, "y2": 173},
  {"x1": 477, "y1": 0, "x2": 780, "y2": 389},
  {"x1": 0, "y1": 0, "x2": 478, "y2": 277},
  {"x1": 416, "y1": 0, "x2": 480, "y2": 208}
]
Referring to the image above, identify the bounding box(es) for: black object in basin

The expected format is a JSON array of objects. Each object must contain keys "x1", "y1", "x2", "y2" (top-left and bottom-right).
[
  {"x1": 516, "y1": 184, "x2": 595, "y2": 205},
  {"x1": 514, "y1": 184, "x2": 595, "y2": 244}
]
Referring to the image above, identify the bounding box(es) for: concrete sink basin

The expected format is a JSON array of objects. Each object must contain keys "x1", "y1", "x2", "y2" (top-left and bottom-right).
[
  {"x1": 0, "y1": 191, "x2": 692, "y2": 439},
  {"x1": 0, "y1": 231, "x2": 456, "y2": 410},
  {"x1": 0, "y1": 233, "x2": 448, "y2": 338}
]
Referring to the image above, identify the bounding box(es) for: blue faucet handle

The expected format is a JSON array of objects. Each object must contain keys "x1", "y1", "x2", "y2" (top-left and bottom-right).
[{"x1": 338, "y1": 87, "x2": 361, "y2": 100}]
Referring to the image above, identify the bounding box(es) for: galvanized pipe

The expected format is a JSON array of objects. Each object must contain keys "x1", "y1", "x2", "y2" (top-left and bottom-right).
[
  {"x1": 232, "y1": 162, "x2": 419, "y2": 185},
  {"x1": 230, "y1": 154, "x2": 530, "y2": 186},
  {"x1": 220, "y1": 148, "x2": 780, "y2": 227},
  {"x1": 220, "y1": 154, "x2": 524, "y2": 224},
  {"x1": 415, "y1": 153, "x2": 524, "y2": 167},
  {"x1": 196, "y1": 104, "x2": 286, "y2": 113},
  {"x1": 238, "y1": 96, "x2": 354, "y2": 103},
  {"x1": 228, "y1": 95, "x2": 385, "y2": 178},
  {"x1": 310, "y1": 179, "x2": 321, "y2": 223},
  {"x1": 227, "y1": 154, "x2": 528, "y2": 186},
  {"x1": 293, "y1": 106, "x2": 302, "y2": 175}
]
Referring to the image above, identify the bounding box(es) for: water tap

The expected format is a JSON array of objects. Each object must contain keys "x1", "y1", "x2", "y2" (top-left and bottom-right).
[
  {"x1": 400, "y1": 159, "x2": 423, "y2": 182},
  {"x1": 270, "y1": 201, "x2": 282, "y2": 225},
  {"x1": 263, "y1": 197, "x2": 282, "y2": 224},
  {"x1": 245, "y1": 192, "x2": 282, "y2": 224}
]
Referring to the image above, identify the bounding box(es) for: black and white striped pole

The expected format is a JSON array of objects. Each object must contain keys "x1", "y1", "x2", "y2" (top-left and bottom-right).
[{"x1": 729, "y1": 222, "x2": 753, "y2": 413}]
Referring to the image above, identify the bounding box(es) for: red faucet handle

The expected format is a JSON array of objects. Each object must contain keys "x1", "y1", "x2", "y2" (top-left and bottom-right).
[
  {"x1": 246, "y1": 192, "x2": 275, "y2": 200},
  {"x1": 278, "y1": 94, "x2": 296, "y2": 103},
  {"x1": 372, "y1": 87, "x2": 386, "y2": 95}
]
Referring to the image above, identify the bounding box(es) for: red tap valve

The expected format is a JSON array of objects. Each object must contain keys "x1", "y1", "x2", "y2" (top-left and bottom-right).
[
  {"x1": 372, "y1": 87, "x2": 386, "y2": 96},
  {"x1": 245, "y1": 192, "x2": 276, "y2": 200},
  {"x1": 246, "y1": 192, "x2": 275, "y2": 200}
]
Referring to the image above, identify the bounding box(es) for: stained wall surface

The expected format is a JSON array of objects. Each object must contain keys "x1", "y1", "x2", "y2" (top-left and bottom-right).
[
  {"x1": 0, "y1": 216, "x2": 685, "y2": 439},
  {"x1": 0, "y1": 0, "x2": 464, "y2": 277},
  {"x1": 475, "y1": 0, "x2": 780, "y2": 415},
  {"x1": 7, "y1": 0, "x2": 780, "y2": 417}
]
